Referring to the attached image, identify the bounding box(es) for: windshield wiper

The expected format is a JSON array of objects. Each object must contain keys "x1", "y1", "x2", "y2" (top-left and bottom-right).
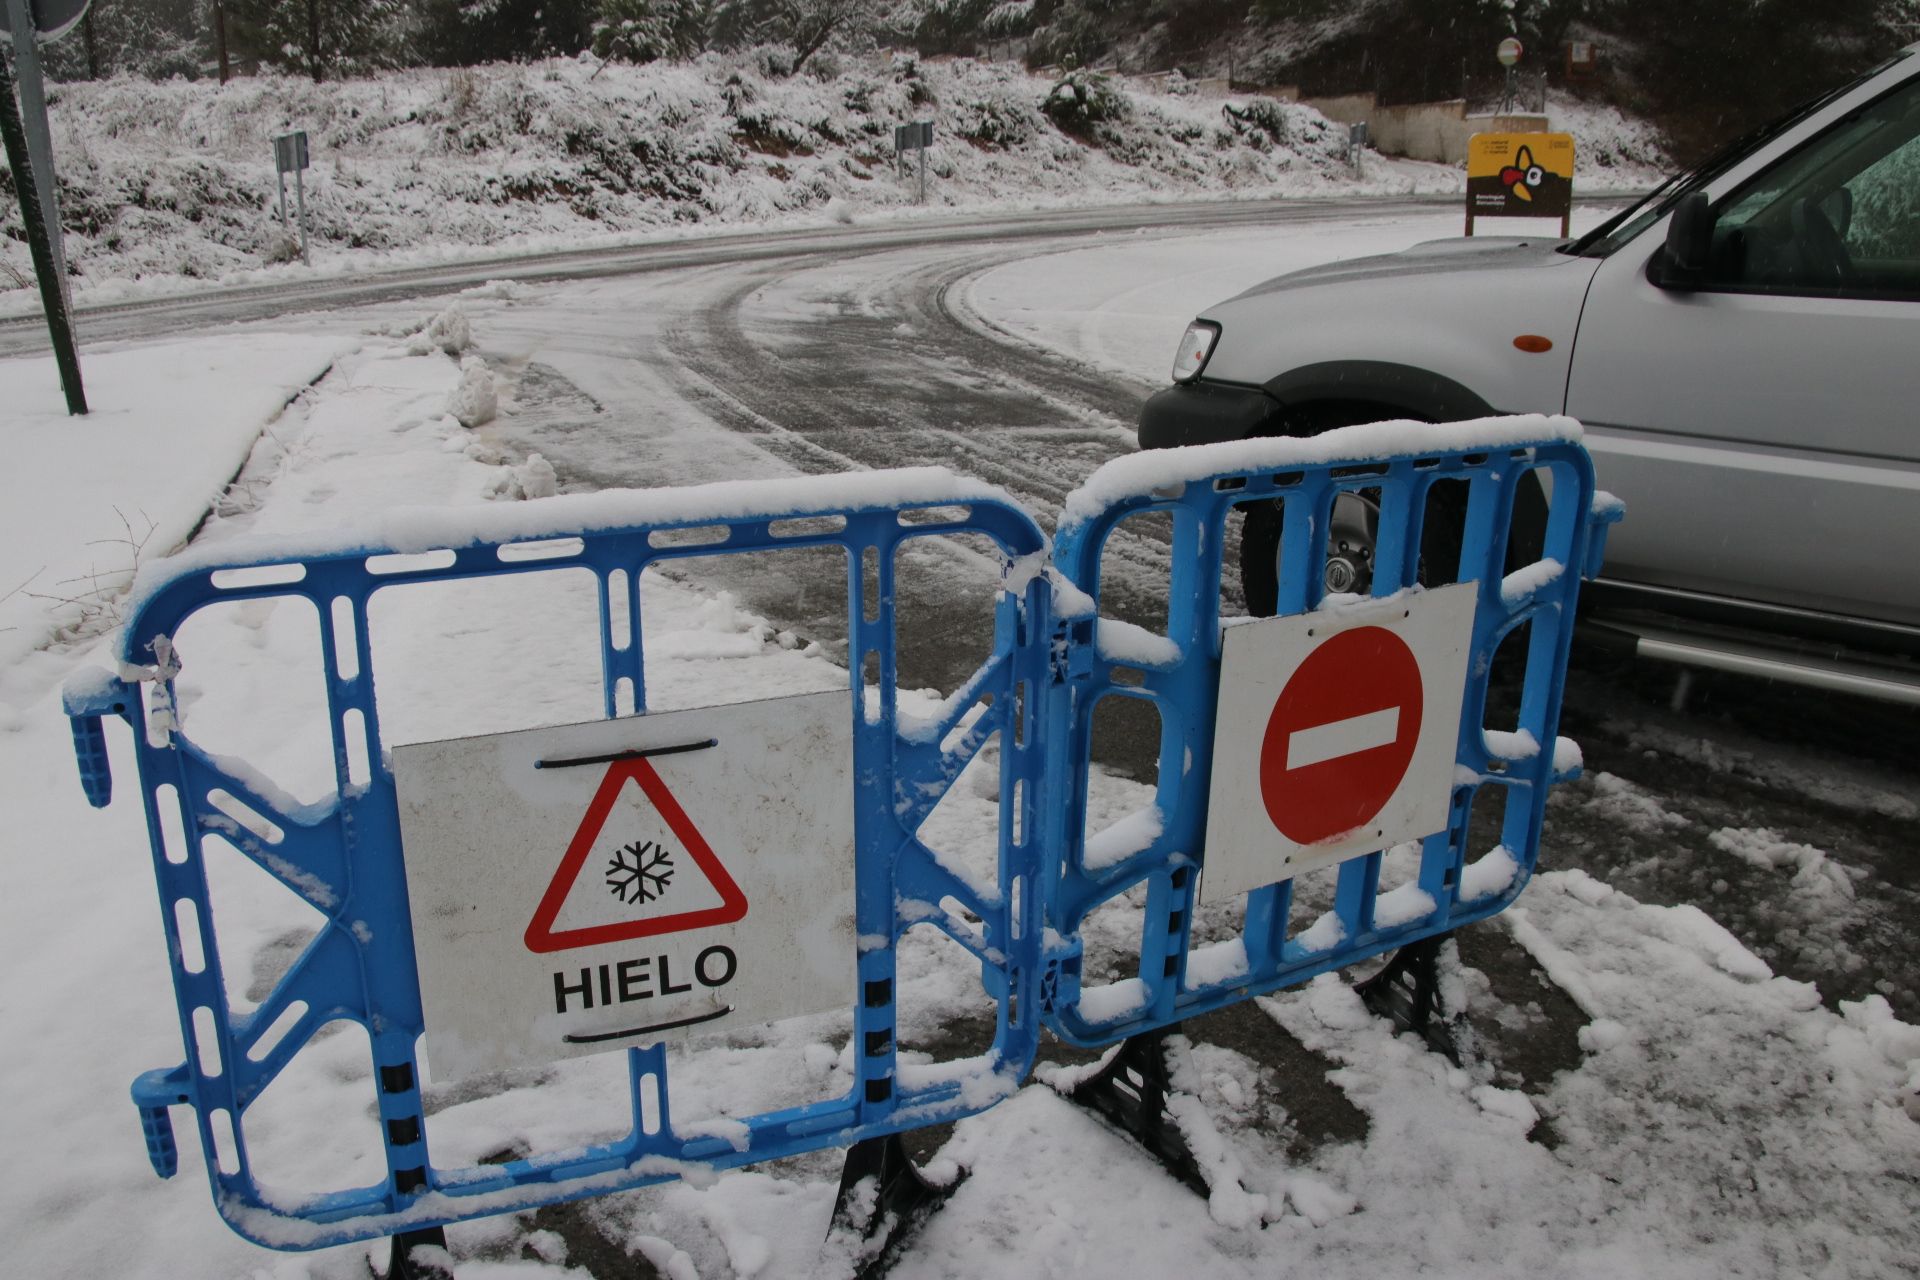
[
  {"x1": 1561, "y1": 54, "x2": 1903, "y2": 256},
  {"x1": 1563, "y1": 171, "x2": 1685, "y2": 254}
]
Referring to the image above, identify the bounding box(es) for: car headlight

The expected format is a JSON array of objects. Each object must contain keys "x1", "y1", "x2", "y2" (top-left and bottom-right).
[{"x1": 1170, "y1": 321, "x2": 1220, "y2": 383}]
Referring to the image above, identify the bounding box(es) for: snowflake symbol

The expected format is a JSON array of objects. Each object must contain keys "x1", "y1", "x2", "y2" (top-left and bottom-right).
[{"x1": 606, "y1": 840, "x2": 674, "y2": 905}]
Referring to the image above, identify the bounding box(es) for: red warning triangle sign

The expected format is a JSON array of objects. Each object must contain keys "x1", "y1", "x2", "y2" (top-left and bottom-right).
[{"x1": 524, "y1": 757, "x2": 748, "y2": 954}]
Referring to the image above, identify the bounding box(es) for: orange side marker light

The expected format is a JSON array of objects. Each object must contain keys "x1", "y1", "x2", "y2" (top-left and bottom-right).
[{"x1": 1513, "y1": 334, "x2": 1553, "y2": 354}]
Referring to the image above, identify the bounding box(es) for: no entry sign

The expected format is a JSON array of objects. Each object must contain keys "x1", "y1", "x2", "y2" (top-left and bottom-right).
[
  {"x1": 395, "y1": 691, "x2": 855, "y2": 1080},
  {"x1": 1199, "y1": 583, "x2": 1476, "y2": 903}
]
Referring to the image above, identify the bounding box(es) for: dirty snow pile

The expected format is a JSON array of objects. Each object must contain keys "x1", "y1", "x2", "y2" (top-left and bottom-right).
[{"x1": 2, "y1": 51, "x2": 1653, "y2": 312}]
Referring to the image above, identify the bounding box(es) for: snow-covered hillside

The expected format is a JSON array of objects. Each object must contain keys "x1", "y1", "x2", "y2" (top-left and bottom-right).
[{"x1": 2, "y1": 52, "x2": 1664, "y2": 309}]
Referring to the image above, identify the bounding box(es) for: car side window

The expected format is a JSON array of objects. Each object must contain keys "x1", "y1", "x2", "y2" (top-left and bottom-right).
[
  {"x1": 1844, "y1": 130, "x2": 1920, "y2": 261},
  {"x1": 1705, "y1": 77, "x2": 1920, "y2": 301}
]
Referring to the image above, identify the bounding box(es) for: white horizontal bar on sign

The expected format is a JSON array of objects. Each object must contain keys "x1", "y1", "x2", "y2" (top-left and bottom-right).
[{"x1": 1288, "y1": 708, "x2": 1400, "y2": 770}]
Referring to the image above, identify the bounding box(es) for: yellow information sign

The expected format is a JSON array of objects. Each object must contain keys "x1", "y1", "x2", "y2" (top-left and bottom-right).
[{"x1": 1466, "y1": 132, "x2": 1575, "y2": 235}]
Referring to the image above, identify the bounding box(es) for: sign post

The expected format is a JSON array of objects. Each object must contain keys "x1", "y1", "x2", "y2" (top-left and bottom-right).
[
  {"x1": 894, "y1": 120, "x2": 933, "y2": 204},
  {"x1": 272, "y1": 130, "x2": 311, "y2": 266},
  {"x1": 1, "y1": 0, "x2": 89, "y2": 413},
  {"x1": 1496, "y1": 36, "x2": 1523, "y2": 114}
]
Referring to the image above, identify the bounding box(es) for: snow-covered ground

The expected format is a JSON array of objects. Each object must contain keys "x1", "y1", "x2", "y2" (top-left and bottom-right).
[
  {"x1": 952, "y1": 210, "x2": 1478, "y2": 383},
  {"x1": 0, "y1": 335, "x2": 353, "y2": 681},
  {"x1": 1, "y1": 53, "x2": 1666, "y2": 317},
  {"x1": 3, "y1": 211, "x2": 1915, "y2": 1280}
]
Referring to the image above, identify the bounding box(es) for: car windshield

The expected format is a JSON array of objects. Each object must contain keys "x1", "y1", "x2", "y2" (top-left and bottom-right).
[{"x1": 1562, "y1": 51, "x2": 1914, "y2": 258}]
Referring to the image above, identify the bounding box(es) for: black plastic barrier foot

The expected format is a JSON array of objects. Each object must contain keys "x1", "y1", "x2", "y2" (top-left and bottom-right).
[
  {"x1": 1355, "y1": 934, "x2": 1463, "y2": 1065},
  {"x1": 1057, "y1": 1028, "x2": 1210, "y2": 1199},
  {"x1": 827, "y1": 1133, "x2": 962, "y2": 1280},
  {"x1": 381, "y1": 1227, "x2": 454, "y2": 1280}
]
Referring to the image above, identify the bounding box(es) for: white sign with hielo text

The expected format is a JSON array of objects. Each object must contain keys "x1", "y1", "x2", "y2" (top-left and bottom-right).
[{"x1": 395, "y1": 691, "x2": 855, "y2": 1081}]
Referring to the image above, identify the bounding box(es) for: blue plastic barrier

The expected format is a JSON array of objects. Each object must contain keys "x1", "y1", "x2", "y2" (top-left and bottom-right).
[
  {"x1": 1035, "y1": 421, "x2": 1620, "y2": 1045},
  {"x1": 63, "y1": 469, "x2": 1051, "y2": 1249},
  {"x1": 65, "y1": 426, "x2": 1622, "y2": 1259}
]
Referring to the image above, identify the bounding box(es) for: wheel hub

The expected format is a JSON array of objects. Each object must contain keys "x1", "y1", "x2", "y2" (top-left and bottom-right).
[
  {"x1": 1324, "y1": 493, "x2": 1378, "y2": 595},
  {"x1": 1324, "y1": 552, "x2": 1366, "y2": 594}
]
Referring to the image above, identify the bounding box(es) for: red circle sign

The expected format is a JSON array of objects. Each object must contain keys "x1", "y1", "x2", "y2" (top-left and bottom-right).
[{"x1": 1259, "y1": 626, "x2": 1423, "y2": 846}]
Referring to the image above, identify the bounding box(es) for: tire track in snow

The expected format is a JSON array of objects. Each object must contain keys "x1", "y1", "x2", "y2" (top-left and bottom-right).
[{"x1": 657, "y1": 241, "x2": 1200, "y2": 711}]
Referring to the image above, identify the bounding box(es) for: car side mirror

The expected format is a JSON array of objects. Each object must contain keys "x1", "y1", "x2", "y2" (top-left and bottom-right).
[{"x1": 1650, "y1": 192, "x2": 1713, "y2": 290}]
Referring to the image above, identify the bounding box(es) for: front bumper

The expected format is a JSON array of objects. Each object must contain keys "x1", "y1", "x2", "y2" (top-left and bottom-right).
[{"x1": 1137, "y1": 380, "x2": 1283, "y2": 450}]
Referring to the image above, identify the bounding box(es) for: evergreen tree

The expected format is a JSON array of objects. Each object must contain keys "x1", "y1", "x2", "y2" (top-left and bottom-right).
[
  {"x1": 592, "y1": 0, "x2": 713, "y2": 61},
  {"x1": 224, "y1": 0, "x2": 412, "y2": 80},
  {"x1": 710, "y1": 0, "x2": 877, "y2": 71},
  {"x1": 1590, "y1": 0, "x2": 1888, "y2": 159},
  {"x1": 415, "y1": 0, "x2": 599, "y2": 65},
  {"x1": 37, "y1": 0, "x2": 206, "y2": 80}
]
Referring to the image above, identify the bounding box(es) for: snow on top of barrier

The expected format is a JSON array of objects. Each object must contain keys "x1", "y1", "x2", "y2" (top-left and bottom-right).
[
  {"x1": 1058, "y1": 414, "x2": 1583, "y2": 534},
  {"x1": 125, "y1": 466, "x2": 1026, "y2": 626}
]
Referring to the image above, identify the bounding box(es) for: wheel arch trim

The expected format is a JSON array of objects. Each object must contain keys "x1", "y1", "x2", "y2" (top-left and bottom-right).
[{"x1": 1264, "y1": 361, "x2": 1498, "y2": 428}]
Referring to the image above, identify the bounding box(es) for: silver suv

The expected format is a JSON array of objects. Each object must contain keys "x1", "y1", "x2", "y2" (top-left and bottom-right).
[{"x1": 1141, "y1": 46, "x2": 1920, "y2": 704}]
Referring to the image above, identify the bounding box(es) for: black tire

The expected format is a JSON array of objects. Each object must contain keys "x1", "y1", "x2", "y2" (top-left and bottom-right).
[
  {"x1": 1240, "y1": 489, "x2": 1466, "y2": 616},
  {"x1": 1239, "y1": 498, "x2": 1287, "y2": 617},
  {"x1": 1237, "y1": 404, "x2": 1466, "y2": 617}
]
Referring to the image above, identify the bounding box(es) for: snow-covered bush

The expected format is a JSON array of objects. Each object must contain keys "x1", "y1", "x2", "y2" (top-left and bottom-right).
[
  {"x1": 433, "y1": 69, "x2": 543, "y2": 153},
  {"x1": 950, "y1": 71, "x2": 1046, "y2": 148},
  {"x1": 1041, "y1": 69, "x2": 1130, "y2": 141},
  {"x1": 1221, "y1": 98, "x2": 1289, "y2": 146},
  {"x1": 891, "y1": 53, "x2": 937, "y2": 106}
]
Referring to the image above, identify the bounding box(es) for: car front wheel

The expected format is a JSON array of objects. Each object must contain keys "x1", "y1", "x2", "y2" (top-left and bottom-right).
[
  {"x1": 1237, "y1": 406, "x2": 1467, "y2": 616},
  {"x1": 1240, "y1": 488, "x2": 1467, "y2": 614}
]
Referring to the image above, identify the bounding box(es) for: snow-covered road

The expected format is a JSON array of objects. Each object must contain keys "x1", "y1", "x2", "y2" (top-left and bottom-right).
[
  {"x1": 0, "y1": 195, "x2": 1463, "y2": 358},
  {"x1": 469, "y1": 206, "x2": 1478, "y2": 708}
]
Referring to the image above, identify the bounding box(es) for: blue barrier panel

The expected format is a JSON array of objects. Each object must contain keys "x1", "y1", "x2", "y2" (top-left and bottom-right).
[
  {"x1": 63, "y1": 468, "x2": 1050, "y2": 1250},
  {"x1": 1034, "y1": 417, "x2": 1621, "y2": 1046}
]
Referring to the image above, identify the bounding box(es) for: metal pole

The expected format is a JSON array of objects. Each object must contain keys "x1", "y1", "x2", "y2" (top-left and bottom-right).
[
  {"x1": 293, "y1": 162, "x2": 311, "y2": 265},
  {"x1": 0, "y1": 45, "x2": 86, "y2": 413},
  {"x1": 917, "y1": 144, "x2": 926, "y2": 205},
  {"x1": 6, "y1": 0, "x2": 69, "y2": 298}
]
